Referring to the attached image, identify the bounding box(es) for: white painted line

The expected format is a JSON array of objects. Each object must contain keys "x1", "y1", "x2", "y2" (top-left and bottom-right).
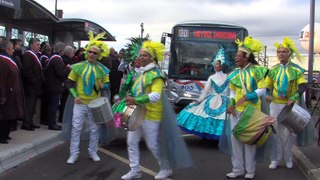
[
  {"x1": 98, "y1": 147, "x2": 173, "y2": 180},
  {"x1": 182, "y1": 134, "x2": 194, "y2": 137}
]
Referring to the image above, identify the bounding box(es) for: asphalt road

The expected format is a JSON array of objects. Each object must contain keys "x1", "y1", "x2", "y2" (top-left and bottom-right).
[{"x1": 0, "y1": 132, "x2": 306, "y2": 180}]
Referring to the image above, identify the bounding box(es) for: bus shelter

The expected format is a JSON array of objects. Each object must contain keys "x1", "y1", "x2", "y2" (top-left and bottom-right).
[{"x1": 0, "y1": 0, "x2": 115, "y2": 45}]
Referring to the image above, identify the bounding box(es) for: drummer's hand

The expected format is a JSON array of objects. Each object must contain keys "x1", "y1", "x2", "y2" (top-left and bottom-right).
[
  {"x1": 227, "y1": 106, "x2": 236, "y2": 117},
  {"x1": 236, "y1": 96, "x2": 246, "y2": 107},
  {"x1": 125, "y1": 97, "x2": 136, "y2": 105},
  {"x1": 265, "y1": 95, "x2": 272, "y2": 103},
  {"x1": 287, "y1": 99, "x2": 294, "y2": 106},
  {"x1": 74, "y1": 97, "x2": 82, "y2": 104}
]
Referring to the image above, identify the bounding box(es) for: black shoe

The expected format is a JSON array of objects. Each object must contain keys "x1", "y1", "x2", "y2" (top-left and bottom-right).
[
  {"x1": 0, "y1": 139, "x2": 9, "y2": 144},
  {"x1": 6, "y1": 136, "x2": 12, "y2": 140},
  {"x1": 49, "y1": 125, "x2": 62, "y2": 130},
  {"x1": 21, "y1": 125, "x2": 35, "y2": 131},
  {"x1": 32, "y1": 124, "x2": 40, "y2": 129}
]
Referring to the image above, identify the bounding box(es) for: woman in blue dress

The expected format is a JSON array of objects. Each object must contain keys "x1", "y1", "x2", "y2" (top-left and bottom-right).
[{"x1": 177, "y1": 48, "x2": 229, "y2": 140}]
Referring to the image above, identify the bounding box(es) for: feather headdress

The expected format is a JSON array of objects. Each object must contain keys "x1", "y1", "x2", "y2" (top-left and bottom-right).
[
  {"x1": 124, "y1": 35, "x2": 150, "y2": 63},
  {"x1": 141, "y1": 40, "x2": 165, "y2": 63},
  {"x1": 211, "y1": 47, "x2": 225, "y2": 66},
  {"x1": 274, "y1": 37, "x2": 301, "y2": 61},
  {"x1": 85, "y1": 32, "x2": 110, "y2": 61},
  {"x1": 235, "y1": 36, "x2": 264, "y2": 57}
]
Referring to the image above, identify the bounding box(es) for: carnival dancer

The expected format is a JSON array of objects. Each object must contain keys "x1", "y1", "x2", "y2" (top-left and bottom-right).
[
  {"x1": 226, "y1": 37, "x2": 267, "y2": 179},
  {"x1": 177, "y1": 47, "x2": 229, "y2": 140},
  {"x1": 266, "y1": 37, "x2": 307, "y2": 169},
  {"x1": 112, "y1": 36, "x2": 148, "y2": 127},
  {"x1": 120, "y1": 40, "x2": 173, "y2": 179},
  {"x1": 65, "y1": 32, "x2": 110, "y2": 164}
]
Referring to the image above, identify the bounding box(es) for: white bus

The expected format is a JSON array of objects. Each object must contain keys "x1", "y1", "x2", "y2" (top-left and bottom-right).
[{"x1": 161, "y1": 20, "x2": 248, "y2": 106}]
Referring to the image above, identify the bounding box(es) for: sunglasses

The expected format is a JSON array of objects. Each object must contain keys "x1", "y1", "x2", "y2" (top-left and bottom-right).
[{"x1": 88, "y1": 50, "x2": 98, "y2": 55}]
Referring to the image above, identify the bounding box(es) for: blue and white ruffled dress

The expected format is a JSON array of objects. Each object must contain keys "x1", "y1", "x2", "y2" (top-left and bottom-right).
[{"x1": 177, "y1": 71, "x2": 229, "y2": 140}]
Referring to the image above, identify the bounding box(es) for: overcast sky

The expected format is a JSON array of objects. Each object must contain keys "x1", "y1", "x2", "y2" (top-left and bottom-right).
[{"x1": 35, "y1": 0, "x2": 319, "y2": 55}]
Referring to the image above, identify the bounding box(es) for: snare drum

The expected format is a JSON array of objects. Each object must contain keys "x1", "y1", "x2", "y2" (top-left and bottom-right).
[
  {"x1": 88, "y1": 97, "x2": 114, "y2": 124},
  {"x1": 121, "y1": 105, "x2": 145, "y2": 131},
  {"x1": 278, "y1": 104, "x2": 310, "y2": 133}
]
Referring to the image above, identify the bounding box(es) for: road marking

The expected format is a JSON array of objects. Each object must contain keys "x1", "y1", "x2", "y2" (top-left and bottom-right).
[
  {"x1": 99, "y1": 147, "x2": 173, "y2": 180},
  {"x1": 182, "y1": 134, "x2": 194, "y2": 137}
]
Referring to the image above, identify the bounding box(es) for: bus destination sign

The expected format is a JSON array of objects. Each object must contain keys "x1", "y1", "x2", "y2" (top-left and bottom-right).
[{"x1": 177, "y1": 28, "x2": 239, "y2": 40}]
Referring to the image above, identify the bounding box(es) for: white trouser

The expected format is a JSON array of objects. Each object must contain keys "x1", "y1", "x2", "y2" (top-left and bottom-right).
[
  {"x1": 269, "y1": 102, "x2": 295, "y2": 164},
  {"x1": 127, "y1": 119, "x2": 166, "y2": 172},
  {"x1": 230, "y1": 112, "x2": 256, "y2": 174},
  {"x1": 70, "y1": 104, "x2": 99, "y2": 156}
]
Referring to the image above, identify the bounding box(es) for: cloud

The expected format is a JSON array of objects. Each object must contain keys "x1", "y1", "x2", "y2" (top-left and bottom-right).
[{"x1": 36, "y1": 0, "x2": 319, "y2": 54}]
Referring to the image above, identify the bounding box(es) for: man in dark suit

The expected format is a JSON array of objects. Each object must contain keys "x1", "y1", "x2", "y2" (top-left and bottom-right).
[
  {"x1": 0, "y1": 39, "x2": 25, "y2": 143},
  {"x1": 44, "y1": 42, "x2": 70, "y2": 130},
  {"x1": 21, "y1": 38, "x2": 43, "y2": 131}
]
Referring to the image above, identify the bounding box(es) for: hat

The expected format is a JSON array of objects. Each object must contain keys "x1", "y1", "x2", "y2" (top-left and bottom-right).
[
  {"x1": 274, "y1": 37, "x2": 301, "y2": 61},
  {"x1": 124, "y1": 35, "x2": 149, "y2": 63},
  {"x1": 235, "y1": 36, "x2": 264, "y2": 57},
  {"x1": 141, "y1": 40, "x2": 165, "y2": 63},
  {"x1": 211, "y1": 47, "x2": 225, "y2": 66},
  {"x1": 85, "y1": 32, "x2": 110, "y2": 61}
]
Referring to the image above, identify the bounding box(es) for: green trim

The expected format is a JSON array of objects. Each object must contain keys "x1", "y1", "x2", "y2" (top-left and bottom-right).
[
  {"x1": 135, "y1": 95, "x2": 150, "y2": 104},
  {"x1": 70, "y1": 88, "x2": 78, "y2": 98},
  {"x1": 229, "y1": 98, "x2": 235, "y2": 107},
  {"x1": 289, "y1": 92, "x2": 300, "y2": 101},
  {"x1": 268, "y1": 62, "x2": 304, "y2": 82},
  {"x1": 143, "y1": 68, "x2": 165, "y2": 87}
]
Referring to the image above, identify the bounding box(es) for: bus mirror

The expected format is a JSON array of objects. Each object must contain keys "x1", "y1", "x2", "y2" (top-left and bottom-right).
[
  {"x1": 161, "y1": 32, "x2": 172, "y2": 44},
  {"x1": 161, "y1": 36, "x2": 166, "y2": 44}
]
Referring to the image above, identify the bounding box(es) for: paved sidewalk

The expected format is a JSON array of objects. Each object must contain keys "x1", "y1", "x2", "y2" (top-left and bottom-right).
[{"x1": 0, "y1": 124, "x2": 63, "y2": 174}]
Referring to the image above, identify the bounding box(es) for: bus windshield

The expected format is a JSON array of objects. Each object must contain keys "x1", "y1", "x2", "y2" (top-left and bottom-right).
[
  {"x1": 167, "y1": 24, "x2": 248, "y2": 81},
  {"x1": 170, "y1": 40, "x2": 238, "y2": 80}
]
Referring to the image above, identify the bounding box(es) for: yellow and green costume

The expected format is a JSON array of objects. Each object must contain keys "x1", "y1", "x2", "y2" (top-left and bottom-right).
[
  {"x1": 68, "y1": 61, "x2": 110, "y2": 104},
  {"x1": 228, "y1": 64, "x2": 267, "y2": 112},
  {"x1": 266, "y1": 62, "x2": 306, "y2": 104},
  {"x1": 132, "y1": 66, "x2": 165, "y2": 120}
]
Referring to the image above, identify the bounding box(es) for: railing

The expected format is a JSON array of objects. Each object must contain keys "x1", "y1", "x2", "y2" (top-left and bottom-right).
[{"x1": 306, "y1": 83, "x2": 320, "y2": 145}]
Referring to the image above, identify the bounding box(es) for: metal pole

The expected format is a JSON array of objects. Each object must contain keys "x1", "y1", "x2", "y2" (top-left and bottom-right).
[
  {"x1": 308, "y1": 0, "x2": 315, "y2": 83},
  {"x1": 55, "y1": 0, "x2": 58, "y2": 16}
]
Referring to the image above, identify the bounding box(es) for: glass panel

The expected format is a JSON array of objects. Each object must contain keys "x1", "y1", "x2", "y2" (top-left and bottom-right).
[{"x1": 169, "y1": 40, "x2": 237, "y2": 80}]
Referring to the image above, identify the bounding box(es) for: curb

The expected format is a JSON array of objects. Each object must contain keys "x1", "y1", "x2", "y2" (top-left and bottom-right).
[
  {"x1": 0, "y1": 132, "x2": 63, "y2": 174},
  {"x1": 293, "y1": 145, "x2": 320, "y2": 180}
]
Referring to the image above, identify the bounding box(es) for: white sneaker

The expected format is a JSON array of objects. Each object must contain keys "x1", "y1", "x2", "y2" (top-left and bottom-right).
[
  {"x1": 226, "y1": 172, "x2": 244, "y2": 179},
  {"x1": 67, "y1": 155, "x2": 78, "y2": 164},
  {"x1": 286, "y1": 161, "x2": 293, "y2": 169},
  {"x1": 121, "y1": 170, "x2": 142, "y2": 180},
  {"x1": 268, "y1": 161, "x2": 279, "y2": 169},
  {"x1": 245, "y1": 173, "x2": 255, "y2": 179},
  {"x1": 89, "y1": 153, "x2": 100, "y2": 162},
  {"x1": 154, "y1": 169, "x2": 172, "y2": 179}
]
